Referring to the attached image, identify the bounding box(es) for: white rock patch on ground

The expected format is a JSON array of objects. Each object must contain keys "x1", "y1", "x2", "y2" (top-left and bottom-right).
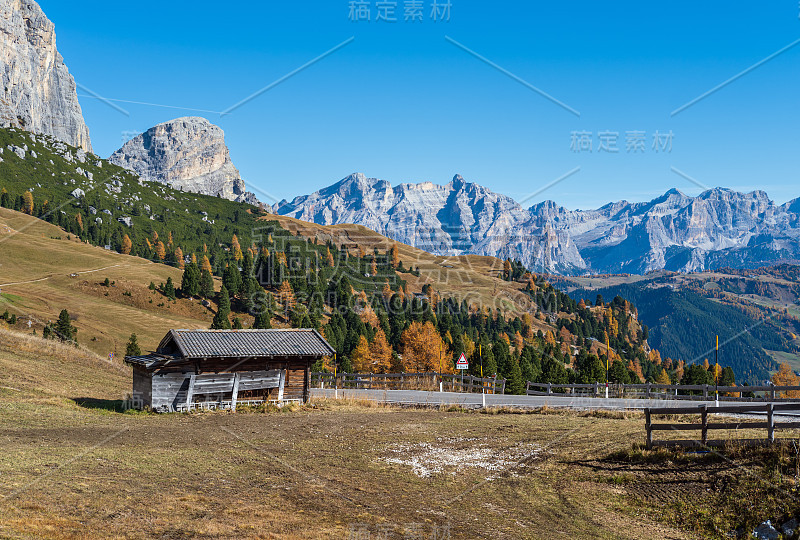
[{"x1": 380, "y1": 437, "x2": 542, "y2": 479}]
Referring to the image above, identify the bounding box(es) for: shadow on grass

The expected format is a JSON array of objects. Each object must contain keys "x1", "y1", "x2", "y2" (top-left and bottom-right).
[{"x1": 73, "y1": 397, "x2": 127, "y2": 413}]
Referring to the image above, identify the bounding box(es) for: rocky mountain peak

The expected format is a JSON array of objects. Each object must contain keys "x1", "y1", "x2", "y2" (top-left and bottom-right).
[
  {"x1": 109, "y1": 117, "x2": 256, "y2": 204},
  {"x1": 275, "y1": 176, "x2": 800, "y2": 275},
  {"x1": 0, "y1": 0, "x2": 92, "y2": 152}
]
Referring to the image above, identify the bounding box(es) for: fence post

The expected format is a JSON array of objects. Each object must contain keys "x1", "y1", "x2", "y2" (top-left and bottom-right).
[
  {"x1": 594, "y1": 382, "x2": 599, "y2": 398},
  {"x1": 703, "y1": 384, "x2": 708, "y2": 400},
  {"x1": 526, "y1": 381, "x2": 530, "y2": 395},
  {"x1": 768, "y1": 403, "x2": 775, "y2": 444},
  {"x1": 645, "y1": 408, "x2": 652, "y2": 450},
  {"x1": 646, "y1": 382, "x2": 651, "y2": 399},
  {"x1": 771, "y1": 384, "x2": 776, "y2": 401},
  {"x1": 547, "y1": 382, "x2": 552, "y2": 396},
  {"x1": 701, "y1": 405, "x2": 708, "y2": 446}
]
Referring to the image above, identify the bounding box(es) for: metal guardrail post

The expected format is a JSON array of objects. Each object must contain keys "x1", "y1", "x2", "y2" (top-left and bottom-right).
[
  {"x1": 703, "y1": 385, "x2": 708, "y2": 400},
  {"x1": 547, "y1": 383, "x2": 552, "y2": 396}
]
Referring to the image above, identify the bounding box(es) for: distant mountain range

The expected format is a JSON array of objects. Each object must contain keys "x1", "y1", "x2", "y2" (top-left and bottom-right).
[{"x1": 274, "y1": 173, "x2": 800, "y2": 275}]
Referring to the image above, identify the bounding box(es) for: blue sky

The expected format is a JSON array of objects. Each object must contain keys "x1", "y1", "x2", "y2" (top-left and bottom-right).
[{"x1": 41, "y1": 0, "x2": 800, "y2": 209}]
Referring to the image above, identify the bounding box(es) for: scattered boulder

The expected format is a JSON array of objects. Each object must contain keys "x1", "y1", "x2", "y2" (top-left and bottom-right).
[
  {"x1": 781, "y1": 518, "x2": 798, "y2": 537},
  {"x1": 753, "y1": 520, "x2": 780, "y2": 540},
  {"x1": 118, "y1": 217, "x2": 132, "y2": 227},
  {"x1": 70, "y1": 188, "x2": 85, "y2": 199}
]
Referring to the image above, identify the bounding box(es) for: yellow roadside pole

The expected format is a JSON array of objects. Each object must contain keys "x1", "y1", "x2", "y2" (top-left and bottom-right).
[
  {"x1": 605, "y1": 335, "x2": 610, "y2": 399},
  {"x1": 715, "y1": 335, "x2": 719, "y2": 405},
  {"x1": 480, "y1": 343, "x2": 485, "y2": 408}
]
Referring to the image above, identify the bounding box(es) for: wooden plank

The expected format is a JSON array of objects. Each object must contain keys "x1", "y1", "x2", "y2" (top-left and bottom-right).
[
  {"x1": 277, "y1": 369, "x2": 285, "y2": 402},
  {"x1": 704, "y1": 422, "x2": 770, "y2": 430},
  {"x1": 185, "y1": 374, "x2": 196, "y2": 410},
  {"x1": 231, "y1": 373, "x2": 240, "y2": 412},
  {"x1": 649, "y1": 423, "x2": 705, "y2": 431}
]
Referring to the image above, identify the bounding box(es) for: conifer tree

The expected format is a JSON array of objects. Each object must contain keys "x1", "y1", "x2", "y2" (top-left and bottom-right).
[
  {"x1": 200, "y1": 268, "x2": 215, "y2": 299},
  {"x1": 211, "y1": 286, "x2": 232, "y2": 329},
  {"x1": 125, "y1": 333, "x2": 142, "y2": 357},
  {"x1": 54, "y1": 309, "x2": 76, "y2": 342},
  {"x1": 181, "y1": 262, "x2": 200, "y2": 298}
]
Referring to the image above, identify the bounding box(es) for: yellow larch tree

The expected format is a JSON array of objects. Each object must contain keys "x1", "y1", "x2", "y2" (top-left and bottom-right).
[
  {"x1": 174, "y1": 247, "x2": 184, "y2": 269},
  {"x1": 772, "y1": 363, "x2": 800, "y2": 398},
  {"x1": 656, "y1": 368, "x2": 671, "y2": 385},
  {"x1": 155, "y1": 241, "x2": 166, "y2": 261},
  {"x1": 121, "y1": 234, "x2": 132, "y2": 255},
  {"x1": 351, "y1": 335, "x2": 372, "y2": 373},
  {"x1": 369, "y1": 328, "x2": 393, "y2": 373},
  {"x1": 201, "y1": 255, "x2": 213, "y2": 273},
  {"x1": 22, "y1": 191, "x2": 34, "y2": 215},
  {"x1": 400, "y1": 321, "x2": 452, "y2": 373},
  {"x1": 231, "y1": 234, "x2": 243, "y2": 261}
]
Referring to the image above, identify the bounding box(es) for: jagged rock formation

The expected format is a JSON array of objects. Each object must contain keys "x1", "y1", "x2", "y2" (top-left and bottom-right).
[
  {"x1": 274, "y1": 173, "x2": 800, "y2": 275},
  {"x1": 0, "y1": 0, "x2": 92, "y2": 152},
  {"x1": 109, "y1": 117, "x2": 257, "y2": 205}
]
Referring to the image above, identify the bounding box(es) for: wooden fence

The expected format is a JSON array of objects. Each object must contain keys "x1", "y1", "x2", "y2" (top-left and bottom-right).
[
  {"x1": 645, "y1": 403, "x2": 800, "y2": 448},
  {"x1": 311, "y1": 372, "x2": 506, "y2": 394},
  {"x1": 526, "y1": 381, "x2": 800, "y2": 402}
]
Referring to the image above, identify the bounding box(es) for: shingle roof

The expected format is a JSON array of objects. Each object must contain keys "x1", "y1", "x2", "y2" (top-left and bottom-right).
[
  {"x1": 164, "y1": 329, "x2": 335, "y2": 359},
  {"x1": 123, "y1": 354, "x2": 184, "y2": 370}
]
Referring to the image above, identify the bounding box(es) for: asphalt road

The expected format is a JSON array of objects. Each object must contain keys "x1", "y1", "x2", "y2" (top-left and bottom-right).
[{"x1": 311, "y1": 388, "x2": 730, "y2": 410}]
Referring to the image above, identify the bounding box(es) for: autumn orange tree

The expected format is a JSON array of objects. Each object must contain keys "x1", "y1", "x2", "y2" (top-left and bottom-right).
[
  {"x1": 772, "y1": 363, "x2": 800, "y2": 398},
  {"x1": 369, "y1": 328, "x2": 393, "y2": 373},
  {"x1": 350, "y1": 335, "x2": 372, "y2": 373},
  {"x1": 155, "y1": 241, "x2": 166, "y2": 261},
  {"x1": 121, "y1": 234, "x2": 132, "y2": 255},
  {"x1": 400, "y1": 321, "x2": 452, "y2": 373},
  {"x1": 22, "y1": 191, "x2": 33, "y2": 215}
]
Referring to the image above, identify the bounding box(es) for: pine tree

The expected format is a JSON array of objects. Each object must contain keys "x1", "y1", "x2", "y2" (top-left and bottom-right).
[
  {"x1": 181, "y1": 263, "x2": 200, "y2": 298},
  {"x1": 0, "y1": 188, "x2": 9, "y2": 208},
  {"x1": 54, "y1": 309, "x2": 76, "y2": 342},
  {"x1": 506, "y1": 358, "x2": 525, "y2": 394},
  {"x1": 200, "y1": 268, "x2": 215, "y2": 298},
  {"x1": 253, "y1": 297, "x2": 273, "y2": 329},
  {"x1": 164, "y1": 277, "x2": 176, "y2": 300},
  {"x1": 390, "y1": 244, "x2": 399, "y2": 268},
  {"x1": 223, "y1": 262, "x2": 243, "y2": 297},
  {"x1": 211, "y1": 286, "x2": 232, "y2": 329},
  {"x1": 125, "y1": 333, "x2": 142, "y2": 357}
]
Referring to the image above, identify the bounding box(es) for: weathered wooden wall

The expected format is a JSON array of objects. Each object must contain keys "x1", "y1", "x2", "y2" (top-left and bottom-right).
[{"x1": 132, "y1": 366, "x2": 152, "y2": 408}]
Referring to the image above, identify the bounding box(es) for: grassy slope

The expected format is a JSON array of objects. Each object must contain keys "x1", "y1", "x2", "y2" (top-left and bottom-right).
[
  {"x1": 0, "y1": 327, "x2": 697, "y2": 540},
  {"x1": 0, "y1": 206, "x2": 214, "y2": 355},
  {"x1": 265, "y1": 213, "x2": 556, "y2": 332}
]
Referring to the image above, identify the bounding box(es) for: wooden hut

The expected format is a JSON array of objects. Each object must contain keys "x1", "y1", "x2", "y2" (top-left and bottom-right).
[{"x1": 124, "y1": 329, "x2": 335, "y2": 412}]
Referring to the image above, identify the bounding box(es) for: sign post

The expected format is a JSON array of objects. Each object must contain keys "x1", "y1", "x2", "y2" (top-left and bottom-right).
[{"x1": 456, "y1": 352, "x2": 468, "y2": 392}]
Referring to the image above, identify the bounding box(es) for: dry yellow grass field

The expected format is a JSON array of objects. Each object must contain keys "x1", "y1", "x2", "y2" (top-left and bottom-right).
[
  {"x1": 0, "y1": 207, "x2": 215, "y2": 355},
  {"x1": 0, "y1": 327, "x2": 701, "y2": 540}
]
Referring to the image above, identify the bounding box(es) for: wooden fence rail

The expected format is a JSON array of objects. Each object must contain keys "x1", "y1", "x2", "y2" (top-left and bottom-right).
[
  {"x1": 311, "y1": 372, "x2": 506, "y2": 394},
  {"x1": 645, "y1": 403, "x2": 800, "y2": 449},
  {"x1": 526, "y1": 381, "x2": 800, "y2": 402}
]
